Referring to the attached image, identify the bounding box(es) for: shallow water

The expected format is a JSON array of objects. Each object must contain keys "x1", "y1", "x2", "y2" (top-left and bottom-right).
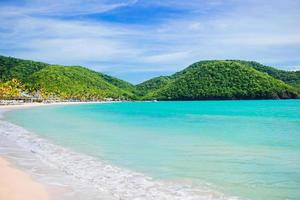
[{"x1": 4, "y1": 100, "x2": 300, "y2": 200}]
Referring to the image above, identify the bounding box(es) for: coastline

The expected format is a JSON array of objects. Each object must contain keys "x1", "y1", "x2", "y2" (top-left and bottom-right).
[
  {"x1": 0, "y1": 102, "x2": 232, "y2": 200},
  {"x1": 0, "y1": 102, "x2": 121, "y2": 200},
  {"x1": 0, "y1": 101, "x2": 109, "y2": 109},
  {"x1": 0, "y1": 102, "x2": 114, "y2": 200}
]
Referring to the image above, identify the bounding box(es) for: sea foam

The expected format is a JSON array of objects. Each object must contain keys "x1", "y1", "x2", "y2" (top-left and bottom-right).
[{"x1": 0, "y1": 111, "x2": 238, "y2": 200}]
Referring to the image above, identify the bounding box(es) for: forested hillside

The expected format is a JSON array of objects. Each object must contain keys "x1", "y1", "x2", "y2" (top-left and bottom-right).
[
  {"x1": 0, "y1": 56, "x2": 48, "y2": 82},
  {"x1": 0, "y1": 56, "x2": 299, "y2": 101},
  {"x1": 138, "y1": 61, "x2": 299, "y2": 100},
  {"x1": 0, "y1": 56, "x2": 136, "y2": 100},
  {"x1": 234, "y1": 60, "x2": 300, "y2": 90},
  {"x1": 29, "y1": 66, "x2": 136, "y2": 100}
]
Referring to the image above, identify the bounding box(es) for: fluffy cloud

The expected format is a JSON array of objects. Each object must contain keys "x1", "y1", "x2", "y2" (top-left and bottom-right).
[{"x1": 0, "y1": 0, "x2": 300, "y2": 83}]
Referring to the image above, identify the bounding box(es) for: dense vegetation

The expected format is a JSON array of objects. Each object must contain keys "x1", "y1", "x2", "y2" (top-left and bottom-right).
[
  {"x1": 29, "y1": 66, "x2": 136, "y2": 100},
  {"x1": 233, "y1": 60, "x2": 300, "y2": 90},
  {"x1": 0, "y1": 79, "x2": 23, "y2": 100},
  {"x1": 138, "y1": 61, "x2": 299, "y2": 100},
  {"x1": 0, "y1": 56, "x2": 136, "y2": 100},
  {"x1": 0, "y1": 55, "x2": 48, "y2": 83},
  {"x1": 0, "y1": 56, "x2": 299, "y2": 100},
  {"x1": 99, "y1": 73, "x2": 137, "y2": 95},
  {"x1": 136, "y1": 76, "x2": 171, "y2": 95}
]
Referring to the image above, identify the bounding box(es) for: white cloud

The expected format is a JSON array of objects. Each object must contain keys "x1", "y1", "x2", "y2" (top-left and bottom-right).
[
  {"x1": 0, "y1": 0, "x2": 139, "y2": 16},
  {"x1": 0, "y1": 0, "x2": 300, "y2": 83}
]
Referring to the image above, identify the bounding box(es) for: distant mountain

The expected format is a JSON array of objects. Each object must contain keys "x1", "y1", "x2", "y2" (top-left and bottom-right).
[
  {"x1": 136, "y1": 76, "x2": 171, "y2": 96},
  {"x1": 99, "y1": 73, "x2": 137, "y2": 95},
  {"x1": 0, "y1": 56, "x2": 136, "y2": 100},
  {"x1": 137, "y1": 60, "x2": 299, "y2": 100},
  {"x1": 1, "y1": 56, "x2": 299, "y2": 101}
]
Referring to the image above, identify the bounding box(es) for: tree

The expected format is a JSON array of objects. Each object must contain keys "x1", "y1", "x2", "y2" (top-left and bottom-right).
[{"x1": 0, "y1": 79, "x2": 23, "y2": 99}]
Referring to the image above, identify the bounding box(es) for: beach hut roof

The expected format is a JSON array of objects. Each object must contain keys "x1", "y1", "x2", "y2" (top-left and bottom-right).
[{"x1": 21, "y1": 92, "x2": 32, "y2": 98}]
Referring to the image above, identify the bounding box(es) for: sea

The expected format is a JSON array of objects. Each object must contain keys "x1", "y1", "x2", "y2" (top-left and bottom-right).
[{"x1": 1, "y1": 100, "x2": 300, "y2": 200}]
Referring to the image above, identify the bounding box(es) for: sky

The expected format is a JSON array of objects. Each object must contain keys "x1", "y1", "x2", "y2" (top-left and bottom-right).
[{"x1": 0, "y1": 0, "x2": 300, "y2": 83}]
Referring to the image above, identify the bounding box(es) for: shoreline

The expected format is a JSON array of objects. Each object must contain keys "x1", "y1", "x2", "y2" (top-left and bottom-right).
[
  {"x1": 0, "y1": 101, "x2": 110, "y2": 110},
  {"x1": 0, "y1": 101, "x2": 118, "y2": 200},
  {"x1": 0, "y1": 102, "x2": 125, "y2": 200},
  {"x1": 0, "y1": 102, "x2": 231, "y2": 200}
]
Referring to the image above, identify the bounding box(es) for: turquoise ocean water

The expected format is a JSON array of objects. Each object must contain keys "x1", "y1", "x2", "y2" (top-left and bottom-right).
[{"x1": 5, "y1": 100, "x2": 300, "y2": 200}]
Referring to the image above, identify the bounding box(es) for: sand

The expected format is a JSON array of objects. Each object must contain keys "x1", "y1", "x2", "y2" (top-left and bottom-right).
[
  {"x1": 0, "y1": 101, "x2": 104, "y2": 200},
  {"x1": 0, "y1": 157, "x2": 49, "y2": 200},
  {"x1": 0, "y1": 101, "x2": 106, "y2": 110}
]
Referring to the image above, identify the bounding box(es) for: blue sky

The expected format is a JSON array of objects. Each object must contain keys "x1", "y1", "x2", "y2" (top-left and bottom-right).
[{"x1": 0, "y1": 0, "x2": 300, "y2": 83}]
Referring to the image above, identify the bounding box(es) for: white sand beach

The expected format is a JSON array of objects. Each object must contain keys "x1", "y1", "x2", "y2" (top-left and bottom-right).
[
  {"x1": 0, "y1": 157, "x2": 49, "y2": 200},
  {"x1": 0, "y1": 101, "x2": 107, "y2": 109}
]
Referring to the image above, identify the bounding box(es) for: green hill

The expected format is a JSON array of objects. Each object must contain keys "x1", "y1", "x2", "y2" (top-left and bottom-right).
[
  {"x1": 232, "y1": 60, "x2": 300, "y2": 90},
  {"x1": 29, "y1": 66, "x2": 136, "y2": 100},
  {"x1": 136, "y1": 76, "x2": 171, "y2": 95},
  {"x1": 138, "y1": 60, "x2": 299, "y2": 100},
  {"x1": 99, "y1": 73, "x2": 137, "y2": 95},
  {"x1": 0, "y1": 55, "x2": 49, "y2": 82},
  {"x1": 0, "y1": 56, "x2": 136, "y2": 100},
  {"x1": 1, "y1": 56, "x2": 299, "y2": 101}
]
